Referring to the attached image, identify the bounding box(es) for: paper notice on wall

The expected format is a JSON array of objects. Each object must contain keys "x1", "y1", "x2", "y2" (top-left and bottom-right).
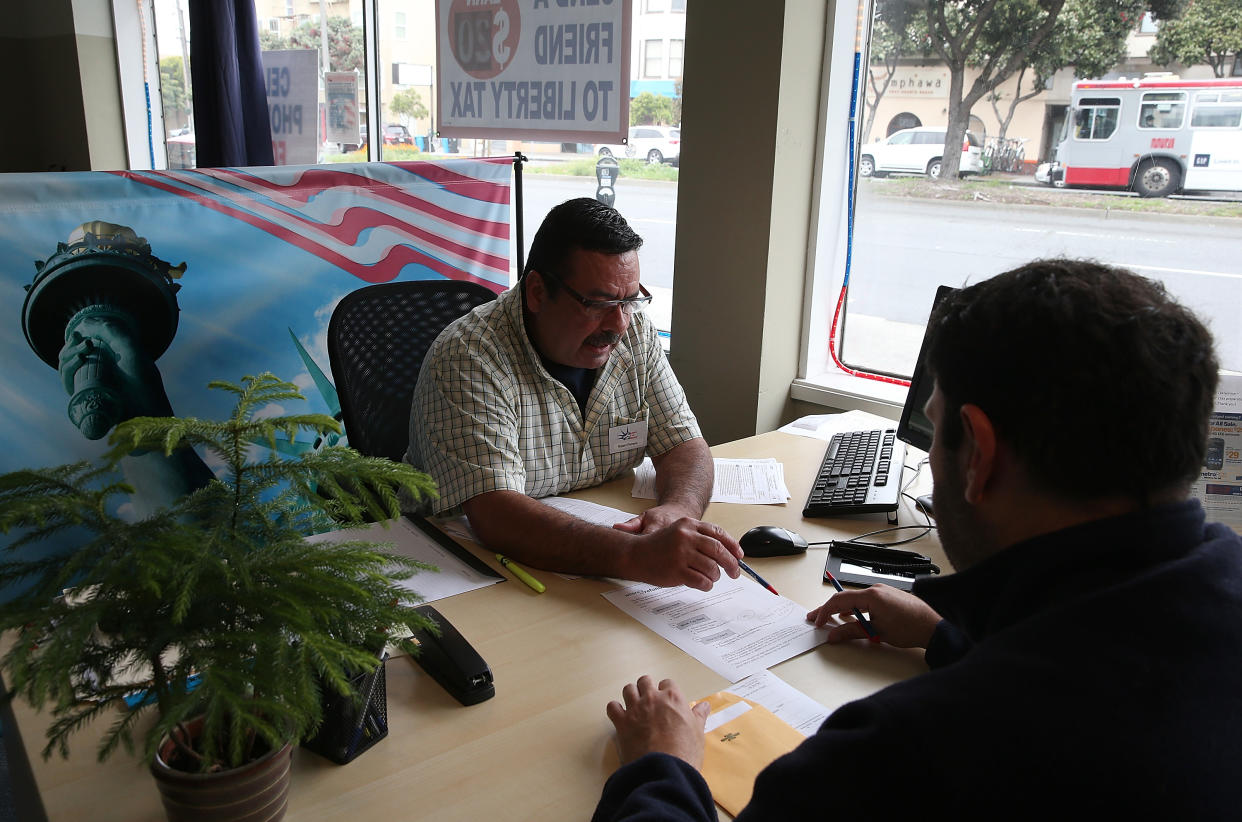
[{"x1": 1192, "y1": 374, "x2": 1242, "y2": 527}]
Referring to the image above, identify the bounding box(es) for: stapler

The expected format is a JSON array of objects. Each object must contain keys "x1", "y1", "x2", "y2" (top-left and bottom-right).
[{"x1": 409, "y1": 604, "x2": 495, "y2": 706}]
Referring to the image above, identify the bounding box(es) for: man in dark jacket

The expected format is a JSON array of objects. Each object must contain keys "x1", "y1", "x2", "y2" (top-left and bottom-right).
[{"x1": 593, "y1": 259, "x2": 1242, "y2": 820}]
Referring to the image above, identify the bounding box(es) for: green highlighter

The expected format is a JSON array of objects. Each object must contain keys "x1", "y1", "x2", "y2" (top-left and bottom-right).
[{"x1": 496, "y1": 554, "x2": 546, "y2": 593}]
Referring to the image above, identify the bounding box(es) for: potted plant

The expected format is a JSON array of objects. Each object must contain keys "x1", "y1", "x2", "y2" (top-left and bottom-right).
[{"x1": 0, "y1": 373, "x2": 438, "y2": 821}]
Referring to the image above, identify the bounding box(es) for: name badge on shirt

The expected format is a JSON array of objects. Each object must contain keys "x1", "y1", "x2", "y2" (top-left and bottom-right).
[{"x1": 608, "y1": 420, "x2": 649, "y2": 454}]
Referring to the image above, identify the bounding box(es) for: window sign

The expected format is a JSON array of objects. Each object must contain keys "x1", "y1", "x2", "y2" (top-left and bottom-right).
[
  {"x1": 262, "y1": 49, "x2": 320, "y2": 164},
  {"x1": 326, "y1": 72, "x2": 361, "y2": 148},
  {"x1": 435, "y1": 0, "x2": 630, "y2": 143}
]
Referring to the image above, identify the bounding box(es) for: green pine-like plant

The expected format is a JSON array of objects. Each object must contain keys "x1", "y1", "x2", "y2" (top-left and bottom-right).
[{"x1": 0, "y1": 373, "x2": 439, "y2": 773}]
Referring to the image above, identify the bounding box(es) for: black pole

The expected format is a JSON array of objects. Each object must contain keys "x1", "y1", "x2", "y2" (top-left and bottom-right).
[{"x1": 513, "y1": 152, "x2": 528, "y2": 278}]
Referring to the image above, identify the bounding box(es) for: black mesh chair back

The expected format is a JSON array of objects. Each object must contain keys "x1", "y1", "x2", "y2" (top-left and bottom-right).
[{"x1": 327, "y1": 279, "x2": 498, "y2": 462}]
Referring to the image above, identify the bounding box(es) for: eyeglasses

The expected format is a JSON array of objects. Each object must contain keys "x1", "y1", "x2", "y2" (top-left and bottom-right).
[{"x1": 540, "y1": 269, "x2": 653, "y2": 318}]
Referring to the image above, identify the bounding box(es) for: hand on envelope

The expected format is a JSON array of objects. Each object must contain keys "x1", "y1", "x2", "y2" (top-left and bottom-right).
[
  {"x1": 604, "y1": 676, "x2": 806, "y2": 817},
  {"x1": 606, "y1": 675, "x2": 713, "y2": 768}
]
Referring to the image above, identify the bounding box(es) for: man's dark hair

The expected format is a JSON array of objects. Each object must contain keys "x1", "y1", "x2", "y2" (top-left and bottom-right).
[
  {"x1": 925, "y1": 259, "x2": 1219, "y2": 504},
  {"x1": 521, "y1": 198, "x2": 643, "y2": 295}
]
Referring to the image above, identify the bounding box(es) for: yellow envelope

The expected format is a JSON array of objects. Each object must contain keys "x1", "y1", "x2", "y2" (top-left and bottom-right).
[{"x1": 695, "y1": 690, "x2": 806, "y2": 816}]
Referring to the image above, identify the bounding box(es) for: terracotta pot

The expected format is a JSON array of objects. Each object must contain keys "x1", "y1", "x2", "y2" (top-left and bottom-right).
[{"x1": 150, "y1": 717, "x2": 293, "y2": 822}]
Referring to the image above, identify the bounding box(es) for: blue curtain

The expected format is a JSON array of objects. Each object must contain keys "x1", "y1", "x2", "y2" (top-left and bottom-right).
[{"x1": 189, "y1": 0, "x2": 274, "y2": 167}]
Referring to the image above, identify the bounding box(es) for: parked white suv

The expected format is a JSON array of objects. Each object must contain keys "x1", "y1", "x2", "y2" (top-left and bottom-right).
[
  {"x1": 597, "y1": 125, "x2": 680, "y2": 165},
  {"x1": 859, "y1": 127, "x2": 983, "y2": 178}
]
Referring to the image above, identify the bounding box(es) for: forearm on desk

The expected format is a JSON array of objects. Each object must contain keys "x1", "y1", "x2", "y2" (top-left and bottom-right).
[
  {"x1": 650, "y1": 438, "x2": 714, "y2": 518},
  {"x1": 463, "y1": 490, "x2": 641, "y2": 578}
]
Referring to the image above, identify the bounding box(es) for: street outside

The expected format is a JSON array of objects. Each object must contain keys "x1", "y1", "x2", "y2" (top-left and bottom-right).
[{"x1": 514, "y1": 171, "x2": 1242, "y2": 373}]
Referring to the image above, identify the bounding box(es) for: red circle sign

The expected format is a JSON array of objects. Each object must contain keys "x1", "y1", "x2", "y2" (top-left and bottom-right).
[{"x1": 448, "y1": 0, "x2": 522, "y2": 80}]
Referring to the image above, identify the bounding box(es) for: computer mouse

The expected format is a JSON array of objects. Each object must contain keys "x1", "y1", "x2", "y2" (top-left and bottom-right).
[{"x1": 739, "y1": 525, "x2": 809, "y2": 557}]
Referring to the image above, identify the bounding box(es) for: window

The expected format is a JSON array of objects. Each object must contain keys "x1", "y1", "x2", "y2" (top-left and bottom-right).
[
  {"x1": 394, "y1": 11, "x2": 406, "y2": 39},
  {"x1": 669, "y1": 40, "x2": 684, "y2": 78},
  {"x1": 645, "y1": 0, "x2": 666, "y2": 11},
  {"x1": 1191, "y1": 91, "x2": 1242, "y2": 128},
  {"x1": 645, "y1": 39, "x2": 663, "y2": 78},
  {"x1": 671, "y1": 0, "x2": 686, "y2": 10},
  {"x1": 1074, "y1": 97, "x2": 1120, "y2": 140},
  {"x1": 799, "y1": 0, "x2": 1242, "y2": 411},
  {"x1": 1139, "y1": 92, "x2": 1186, "y2": 129}
]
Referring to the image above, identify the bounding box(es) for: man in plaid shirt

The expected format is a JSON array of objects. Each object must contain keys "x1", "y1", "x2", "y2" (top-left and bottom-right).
[{"x1": 407, "y1": 198, "x2": 742, "y2": 591}]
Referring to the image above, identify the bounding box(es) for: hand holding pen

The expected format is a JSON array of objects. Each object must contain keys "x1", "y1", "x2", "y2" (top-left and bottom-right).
[{"x1": 807, "y1": 581, "x2": 944, "y2": 648}]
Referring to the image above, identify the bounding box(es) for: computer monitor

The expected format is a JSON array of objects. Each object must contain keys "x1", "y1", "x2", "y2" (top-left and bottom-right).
[{"x1": 896, "y1": 285, "x2": 957, "y2": 453}]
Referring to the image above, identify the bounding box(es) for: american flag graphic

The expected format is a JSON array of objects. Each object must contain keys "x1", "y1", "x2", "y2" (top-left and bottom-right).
[{"x1": 110, "y1": 158, "x2": 512, "y2": 291}]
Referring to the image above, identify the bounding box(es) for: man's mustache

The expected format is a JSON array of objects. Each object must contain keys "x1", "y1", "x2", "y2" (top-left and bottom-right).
[{"x1": 586, "y1": 331, "x2": 621, "y2": 347}]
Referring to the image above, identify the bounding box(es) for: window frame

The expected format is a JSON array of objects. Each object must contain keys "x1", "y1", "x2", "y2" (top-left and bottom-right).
[{"x1": 792, "y1": 0, "x2": 914, "y2": 416}]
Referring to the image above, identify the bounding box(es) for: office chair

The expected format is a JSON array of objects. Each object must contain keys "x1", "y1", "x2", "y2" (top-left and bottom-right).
[{"x1": 327, "y1": 279, "x2": 498, "y2": 462}]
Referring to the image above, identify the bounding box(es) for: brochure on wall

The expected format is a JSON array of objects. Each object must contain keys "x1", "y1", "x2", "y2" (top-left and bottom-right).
[{"x1": 1192, "y1": 374, "x2": 1242, "y2": 527}]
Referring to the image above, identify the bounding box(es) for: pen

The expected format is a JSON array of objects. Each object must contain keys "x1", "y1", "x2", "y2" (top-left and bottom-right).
[
  {"x1": 825, "y1": 570, "x2": 878, "y2": 640},
  {"x1": 345, "y1": 651, "x2": 389, "y2": 758},
  {"x1": 496, "y1": 554, "x2": 546, "y2": 593},
  {"x1": 738, "y1": 560, "x2": 780, "y2": 595}
]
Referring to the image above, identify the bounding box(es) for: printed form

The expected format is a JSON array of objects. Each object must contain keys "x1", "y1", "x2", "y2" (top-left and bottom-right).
[{"x1": 603, "y1": 573, "x2": 829, "y2": 682}]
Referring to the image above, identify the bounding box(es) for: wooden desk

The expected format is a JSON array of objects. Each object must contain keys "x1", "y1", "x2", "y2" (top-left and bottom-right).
[{"x1": 7, "y1": 431, "x2": 944, "y2": 821}]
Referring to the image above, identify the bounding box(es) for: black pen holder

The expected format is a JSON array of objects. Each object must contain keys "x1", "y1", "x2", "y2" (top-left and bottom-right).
[{"x1": 301, "y1": 661, "x2": 389, "y2": 765}]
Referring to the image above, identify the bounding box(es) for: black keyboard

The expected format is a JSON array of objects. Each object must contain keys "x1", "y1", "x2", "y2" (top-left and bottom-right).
[{"x1": 802, "y1": 428, "x2": 906, "y2": 517}]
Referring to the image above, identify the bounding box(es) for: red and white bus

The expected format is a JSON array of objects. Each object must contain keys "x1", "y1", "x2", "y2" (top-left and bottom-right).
[{"x1": 1043, "y1": 75, "x2": 1242, "y2": 197}]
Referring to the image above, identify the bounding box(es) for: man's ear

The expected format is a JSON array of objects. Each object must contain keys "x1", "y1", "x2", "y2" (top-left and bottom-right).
[
  {"x1": 958, "y1": 404, "x2": 996, "y2": 505},
  {"x1": 524, "y1": 271, "x2": 548, "y2": 313}
]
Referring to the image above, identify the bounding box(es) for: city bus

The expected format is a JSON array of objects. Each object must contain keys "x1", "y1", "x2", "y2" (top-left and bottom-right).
[{"x1": 1042, "y1": 75, "x2": 1242, "y2": 197}]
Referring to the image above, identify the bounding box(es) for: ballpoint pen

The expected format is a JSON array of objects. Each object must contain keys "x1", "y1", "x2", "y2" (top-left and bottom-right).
[
  {"x1": 825, "y1": 570, "x2": 878, "y2": 640},
  {"x1": 738, "y1": 560, "x2": 780, "y2": 595},
  {"x1": 496, "y1": 554, "x2": 546, "y2": 593}
]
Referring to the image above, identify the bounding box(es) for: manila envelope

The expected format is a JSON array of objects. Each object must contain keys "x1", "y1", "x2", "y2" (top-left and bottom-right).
[{"x1": 695, "y1": 690, "x2": 806, "y2": 816}]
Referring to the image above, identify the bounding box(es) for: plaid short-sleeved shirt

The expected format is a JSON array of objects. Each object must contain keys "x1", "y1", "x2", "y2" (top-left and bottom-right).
[{"x1": 406, "y1": 284, "x2": 702, "y2": 514}]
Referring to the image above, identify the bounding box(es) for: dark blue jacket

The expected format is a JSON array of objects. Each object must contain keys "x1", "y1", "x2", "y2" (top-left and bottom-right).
[{"x1": 593, "y1": 501, "x2": 1242, "y2": 820}]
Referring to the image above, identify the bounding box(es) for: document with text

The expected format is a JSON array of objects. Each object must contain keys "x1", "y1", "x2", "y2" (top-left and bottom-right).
[
  {"x1": 632, "y1": 457, "x2": 792, "y2": 505},
  {"x1": 307, "y1": 517, "x2": 501, "y2": 603},
  {"x1": 602, "y1": 574, "x2": 829, "y2": 681}
]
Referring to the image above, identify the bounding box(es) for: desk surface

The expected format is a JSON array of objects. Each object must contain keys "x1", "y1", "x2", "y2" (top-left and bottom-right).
[{"x1": 9, "y1": 431, "x2": 945, "y2": 821}]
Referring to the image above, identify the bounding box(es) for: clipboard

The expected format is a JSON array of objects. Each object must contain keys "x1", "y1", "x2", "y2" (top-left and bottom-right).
[{"x1": 403, "y1": 514, "x2": 503, "y2": 580}]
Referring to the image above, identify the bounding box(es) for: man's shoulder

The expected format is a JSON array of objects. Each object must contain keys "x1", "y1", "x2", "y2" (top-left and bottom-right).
[{"x1": 427, "y1": 287, "x2": 520, "y2": 367}]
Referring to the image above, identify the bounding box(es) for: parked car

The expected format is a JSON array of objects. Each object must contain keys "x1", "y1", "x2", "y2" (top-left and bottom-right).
[
  {"x1": 597, "y1": 125, "x2": 681, "y2": 165},
  {"x1": 858, "y1": 126, "x2": 983, "y2": 179},
  {"x1": 383, "y1": 124, "x2": 413, "y2": 145}
]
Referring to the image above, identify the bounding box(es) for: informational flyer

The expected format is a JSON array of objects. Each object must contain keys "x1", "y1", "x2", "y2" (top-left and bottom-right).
[
  {"x1": 1193, "y1": 374, "x2": 1242, "y2": 527},
  {"x1": 435, "y1": 0, "x2": 630, "y2": 142}
]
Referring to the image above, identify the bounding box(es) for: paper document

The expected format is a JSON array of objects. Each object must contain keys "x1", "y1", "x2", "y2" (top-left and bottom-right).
[
  {"x1": 718, "y1": 670, "x2": 831, "y2": 736},
  {"x1": 540, "y1": 495, "x2": 637, "y2": 527},
  {"x1": 307, "y1": 518, "x2": 501, "y2": 604},
  {"x1": 602, "y1": 574, "x2": 828, "y2": 681},
  {"x1": 777, "y1": 410, "x2": 898, "y2": 443},
  {"x1": 1192, "y1": 373, "x2": 1242, "y2": 527},
  {"x1": 631, "y1": 457, "x2": 792, "y2": 505}
]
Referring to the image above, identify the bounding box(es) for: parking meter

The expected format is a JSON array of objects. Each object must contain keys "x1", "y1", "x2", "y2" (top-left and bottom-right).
[{"x1": 595, "y1": 156, "x2": 619, "y2": 207}]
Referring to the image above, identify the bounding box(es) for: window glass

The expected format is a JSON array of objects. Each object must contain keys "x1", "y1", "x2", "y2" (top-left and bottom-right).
[
  {"x1": 1074, "y1": 99, "x2": 1120, "y2": 140},
  {"x1": 1191, "y1": 92, "x2": 1242, "y2": 127},
  {"x1": 816, "y1": 0, "x2": 1242, "y2": 388},
  {"x1": 669, "y1": 39, "x2": 684, "y2": 77},
  {"x1": 148, "y1": 0, "x2": 683, "y2": 341},
  {"x1": 645, "y1": 39, "x2": 663, "y2": 78},
  {"x1": 1139, "y1": 92, "x2": 1185, "y2": 129}
]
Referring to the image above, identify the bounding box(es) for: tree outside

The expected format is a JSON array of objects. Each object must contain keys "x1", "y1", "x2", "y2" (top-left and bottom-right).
[
  {"x1": 159, "y1": 56, "x2": 191, "y2": 133},
  {"x1": 260, "y1": 16, "x2": 364, "y2": 74},
  {"x1": 1149, "y1": 0, "x2": 1242, "y2": 76},
  {"x1": 630, "y1": 91, "x2": 677, "y2": 126},
  {"x1": 390, "y1": 88, "x2": 429, "y2": 127}
]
